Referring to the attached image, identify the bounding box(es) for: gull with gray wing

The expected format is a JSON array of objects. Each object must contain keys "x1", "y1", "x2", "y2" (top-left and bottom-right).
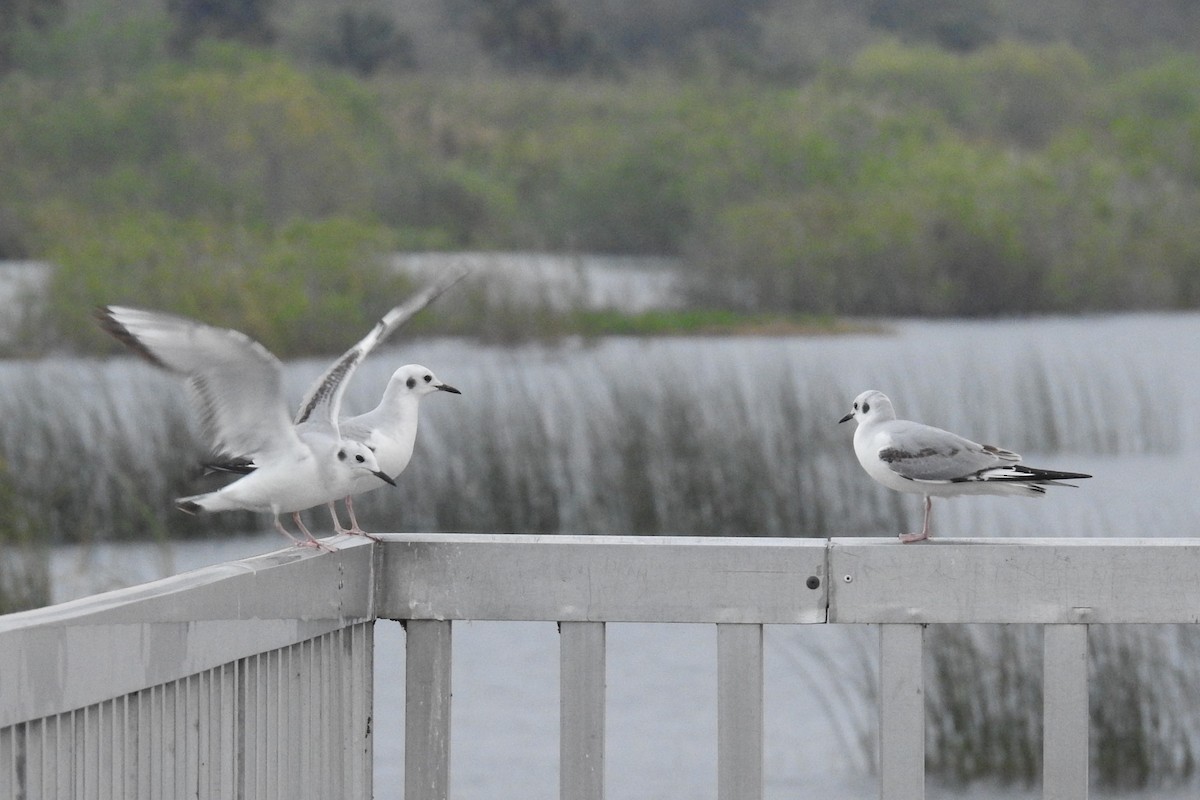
[
  {"x1": 839, "y1": 389, "x2": 1091, "y2": 543},
  {"x1": 212, "y1": 270, "x2": 467, "y2": 538},
  {"x1": 96, "y1": 306, "x2": 396, "y2": 549}
]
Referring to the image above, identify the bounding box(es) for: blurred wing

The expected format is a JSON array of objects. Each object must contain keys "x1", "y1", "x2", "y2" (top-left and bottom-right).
[
  {"x1": 294, "y1": 267, "x2": 469, "y2": 427},
  {"x1": 877, "y1": 422, "x2": 1019, "y2": 483},
  {"x1": 96, "y1": 306, "x2": 299, "y2": 460}
]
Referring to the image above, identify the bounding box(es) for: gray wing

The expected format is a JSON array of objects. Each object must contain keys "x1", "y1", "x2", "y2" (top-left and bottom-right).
[
  {"x1": 877, "y1": 420, "x2": 1020, "y2": 482},
  {"x1": 97, "y1": 306, "x2": 299, "y2": 460},
  {"x1": 294, "y1": 268, "x2": 469, "y2": 429}
]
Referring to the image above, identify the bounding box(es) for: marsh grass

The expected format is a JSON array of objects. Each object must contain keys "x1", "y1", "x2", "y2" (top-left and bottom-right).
[
  {"x1": 925, "y1": 626, "x2": 1044, "y2": 787},
  {"x1": 0, "y1": 457, "x2": 49, "y2": 613}
]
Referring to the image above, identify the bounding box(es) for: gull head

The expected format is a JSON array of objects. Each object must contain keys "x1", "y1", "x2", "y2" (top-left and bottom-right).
[
  {"x1": 392, "y1": 364, "x2": 461, "y2": 398},
  {"x1": 337, "y1": 440, "x2": 397, "y2": 486},
  {"x1": 838, "y1": 389, "x2": 896, "y2": 426}
]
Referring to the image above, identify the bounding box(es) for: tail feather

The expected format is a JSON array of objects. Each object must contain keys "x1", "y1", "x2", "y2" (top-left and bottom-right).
[
  {"x1": 1012, "y1": 465, "x2": 1092, "y2": 484},
  {"x1": 959, "y1": 465, "x2": 1091, "y2": 487},
  {"x1": 203, "y1": 458, "x2": 256, "y2": 476},
  {"x1": 176, "y1": 497, "x2": 205, "y2": 515}
]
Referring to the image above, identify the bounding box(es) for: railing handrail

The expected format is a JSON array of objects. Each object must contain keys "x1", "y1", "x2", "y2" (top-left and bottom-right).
[
  {"x1": 378, "y1": 533, "x2": 1200, "y2": 625},
  {"x1": 0, "y1": 537, "x2": 375, "y2": 727},
  {"x1": 5, "y1": 533, "x2": 1199, "y2": 800}
]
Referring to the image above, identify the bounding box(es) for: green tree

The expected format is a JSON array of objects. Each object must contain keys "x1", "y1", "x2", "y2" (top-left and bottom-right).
[
  {"x1": 0, "y1": 0, "x2": 65, "y2": 73},
  {"x1": 166, "y1": 0, "x2": 275, "y2": 56},
  {"x1": 867, "y1": 0, "x2": 997, "y2": 51},
  {"x1": 317, "y1": 10, "x2": 415, "y2": 76},
  {"x1": 470, "y1": 0, "x2": 601, "y2": 73}
]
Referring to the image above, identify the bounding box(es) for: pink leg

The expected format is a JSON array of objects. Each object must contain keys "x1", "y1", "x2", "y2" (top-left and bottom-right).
[
  {"x1": 293, "y1": 511, "x2": 337, "y2": 552},
  {"x1": 272, "y1": 514, "x2": 304, "y2": 545},
  {"x1": 341, "y1": 496, "x2": 381, "y2": 542},
  {"x1": 899, "y1": 496, "x2": 933, "y2": 543},
  {"x1": 327, "y1": 501, "x2": 349, "y2": 535}
]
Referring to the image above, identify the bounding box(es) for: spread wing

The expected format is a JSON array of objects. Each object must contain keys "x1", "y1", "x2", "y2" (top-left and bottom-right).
[
  {"x1": 294, "y1": 268, "x2": 469, "y2": 428},
  {"x1": 877, "y1": 421, "x2": 1019, "y2": 483},
  {"x1": 96, "y1": 306, "x2": 300, "y2": 461}
]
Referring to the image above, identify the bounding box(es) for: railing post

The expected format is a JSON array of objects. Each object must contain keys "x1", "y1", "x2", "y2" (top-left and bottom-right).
[
  {"x1": 717, "y1": 623, "x2": 763, "y2": 800},
  {"x1": 405, "y1": 620, "x2": 453, "y2": 800},
  {"x1": 1043, "y1": 624, "x2": 1089, "y2": 800},
  {"x1": 560, "y1": 621, "x2": 606, "y2": 800},
  {"x1": 879, "y1": 624, "x2": 924, "y2": 800}
]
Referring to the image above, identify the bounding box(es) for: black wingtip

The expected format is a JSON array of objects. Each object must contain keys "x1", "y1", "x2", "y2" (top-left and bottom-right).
[
  {"x1": 1030, "y1": 468, "x2": 1093, "y2": 482},
  {"x1": 203, "y1": 458, "x2": 256, "y2": 476},
  {"x1": 176, "y1": 499, "x2": 203, "y2": 515},
  {"x1": 95, "y1": 306, "x2": 169, "y2": 369}
]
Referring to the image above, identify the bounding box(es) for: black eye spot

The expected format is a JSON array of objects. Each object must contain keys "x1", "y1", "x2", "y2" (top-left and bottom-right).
[
  {"x1": 406, "y1": 377, "x2": 416, "y2": 389},
  {"x1": 424, "y1": 374, "x2": 432, "y2": 383},
  {"x1": 355, "y1": 454, "x2": 365, "y2": 463},
  {"x1": 862, "y1": 402, "x2": 870, "y2": 414},
  {"x1": 337, "y1": 450, "x2": 346, "y2": 461},
  {"x1": 853, "y1": 402, "x2": 858, "y2": 410}
]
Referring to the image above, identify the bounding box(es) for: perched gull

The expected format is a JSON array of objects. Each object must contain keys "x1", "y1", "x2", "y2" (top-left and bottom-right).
[
  {"x1": 96, "y1": 305, "x2": 396, "y2": 549},
  {"x1": 304, "y1": 363, "x2": 459, "y2": 536},
  {"x1": 212, "y1": 271, "x2": 466, "y2": 537},
  {"x1": 292, "y1": 272, "x2": 465, "y2": 536},
  {"x1": 839, "y1": 389, "x2": 1091, "y2": 543}
]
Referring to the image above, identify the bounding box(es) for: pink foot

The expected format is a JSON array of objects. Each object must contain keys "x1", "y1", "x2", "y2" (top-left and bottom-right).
[{"x1": 898, "y1": 531, "x2": 930, "y2": 544}]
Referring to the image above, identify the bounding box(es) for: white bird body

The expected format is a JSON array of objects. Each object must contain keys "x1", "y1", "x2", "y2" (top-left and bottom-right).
[
  {"x1": 296, "y1": 363, "x2": 458, "y2": 502},
  {"x1": 211, "y1": 272, "x2": 467, "y2": 536},
  {"x1": 179, "y1": 429, "x2": 377, "y2": 515},
  {"x1": 96, "y1": 305, "x2": 395, "y2": 548},
  {"x1": 840, "y1": 389, "x2": 1090, "y2": 542}
]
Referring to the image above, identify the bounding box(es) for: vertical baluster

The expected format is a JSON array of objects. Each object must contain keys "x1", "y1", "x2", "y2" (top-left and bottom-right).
[
  {"x1": 0, "y1": 723, "x2": 13, "y2": 800},
  {"x1": 717, "y1": 623, "x2": 763, "y2": 800},
  {"x1": 221, "y1": 663, "x2": 237, "y2": 798},
  {"x1": 322, "y1": 631, "x2": 340, "y2": 798},
  {"x1": 136, "y1": 689, "x2": 150, "y2": 800},
  {"x1": 58, "y1": 712, "x2": 72, "y2": 800},
  {"x1": 82, "y1": 704, "x2": 99, "y2": 800},
  {"x1": 351, "y1": 622, "x2": 374, "y2": 800},
  {"x1": 267, "y1": 649, "x2": 282, "y2": 800},
  {"x1": 405, "y1": 620, "x2": 452, "y2": 800},
  {"x1": 97, "y1": 700, "x2": 113, "y2": 800},
  {"x1": 26, "y1": 719, "x2": 43, "y2": 800},
  {"x1": 879, "y1": 624, "x2": 924, "y2": 800},
  {"x1": 560, "y1": 621, "x2": 606, "y2": 800},
  {"x1": 285, "y1": 642, "x2": 301, "y2": 800},
  {"x1": 1044, "y1": 624, "x2": 1089, "y2": 800},
  {"x1": 43, "y1": 716, "x2": 57, "y2": 800}
]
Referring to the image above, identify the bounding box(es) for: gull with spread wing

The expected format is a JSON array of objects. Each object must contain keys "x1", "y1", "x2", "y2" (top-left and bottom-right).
[
  {"x1": 211, "y1": 270, "x2": 466, "y2": 538},
  {"x1": 96, "y1": 306, "x2": 396, "y2": 549}
]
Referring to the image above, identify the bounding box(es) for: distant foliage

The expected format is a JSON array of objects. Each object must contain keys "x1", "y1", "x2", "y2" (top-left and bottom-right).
[
  {"x1": 867, "y1": 0, "x2": 998, "y2": 52},
  {"x1": 315, "y1": 10, "x2": 415, "y2": 76},
  {"x1": 0, "y1": 0, "x2": 64, "y2": 73},
  {"x1": 5, "y1": 19, "x2": 1200, "y2": 332},
  {"x1": 166, "y1": 0, "x2": 274, "y2": 56},
  {"x1": 39, "y1": 212, "x2": 411, "y2": 356},
  {"x1": 467, "y1": 0, "x2": 604, "y2": 74}
]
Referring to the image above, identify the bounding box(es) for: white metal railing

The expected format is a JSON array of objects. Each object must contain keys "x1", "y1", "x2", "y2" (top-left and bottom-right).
[
  {"x1": 0, "y1": 540, "x2": 377, "y2": 799},
  {"x1": 4, "y1": 534, "x2": 1200, "y2": 799}
]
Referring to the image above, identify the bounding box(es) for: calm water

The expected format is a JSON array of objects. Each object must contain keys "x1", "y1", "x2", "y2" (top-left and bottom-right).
[{"x1": 37, "y1": 312, "x2": 1200, "y2": 798}]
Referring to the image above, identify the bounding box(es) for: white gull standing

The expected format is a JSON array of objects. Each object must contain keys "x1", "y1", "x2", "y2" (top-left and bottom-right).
[
  {"x1": 290, "y1": 273, "x2": 465, "y2": 536},
  {"x1": 96, "y1": 305, "x2": 396, "y2": 549},
  {"x1": 305, "y1": 363, "x2": 459, "y2": 536},
  {"x1": 839, "y1": 389, "x2": 1091, "y2": 543}
]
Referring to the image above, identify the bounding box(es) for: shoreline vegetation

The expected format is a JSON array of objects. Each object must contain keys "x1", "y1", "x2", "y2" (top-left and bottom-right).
[{"x1": 2, "y1": 1, "x2": 1200, "y2": 353}]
